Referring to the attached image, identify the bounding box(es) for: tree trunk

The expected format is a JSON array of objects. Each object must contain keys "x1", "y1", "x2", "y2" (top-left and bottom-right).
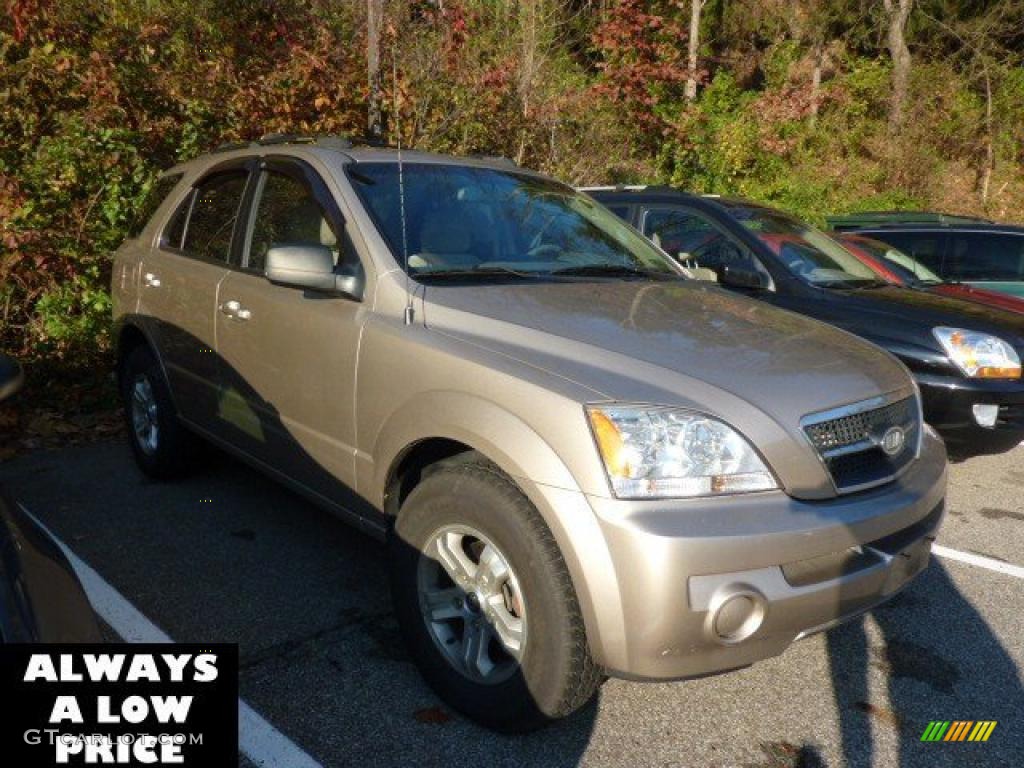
[
  {"x1": 366, "y1": 0, "x2": 383, "y2": 138},
  {"x1": 882, "y1": 0, "x2": 913, "y2": 134},
  {"x1": 519, "y1": 0, "x2": 538, "y2": 117},
  {"x1": 685, "y1": 0, "x2": 702, "y2": 101},
  {"x1": 981, "y1": 65, "x2": 993, "y2": 205},
  {"x1": 810, "y1": 43, "x2": 823, "y2": 125}
]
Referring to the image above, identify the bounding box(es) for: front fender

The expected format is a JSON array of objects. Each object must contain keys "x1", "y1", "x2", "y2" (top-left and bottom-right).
[
  {"x1": 369, "y1": 391, "x2": 579, "y2": 499},
  {"x1": 364, "y1": 391, "x2": 628, "y2": 669}
]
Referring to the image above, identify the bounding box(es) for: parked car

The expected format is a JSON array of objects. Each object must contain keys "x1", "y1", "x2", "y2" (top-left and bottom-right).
[
  {"x1": 837, "y1": 233, "x2": 1024, "y2": 315},
  {"x1": 0, "y1": 353, "x2": 102, "y2": 642},
  {"x1": 113, "y1": 137, "x2": 946, "y2": 730},
  {"x1": 832, "y1": 218, "x2": 1024, "y2": 299},
  {"x1": 588, "y1": 187, "x2": 1024, "y2": 457}
]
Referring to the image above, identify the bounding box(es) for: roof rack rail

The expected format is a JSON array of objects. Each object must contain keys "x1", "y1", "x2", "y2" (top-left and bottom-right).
[
  {"x1": 258, "y1": 133, "x2": 353, "y2": 149},
  {"x1": 578, "y1": 184, "x2": 676, "y2": 193},
  {"x1": 468, "y1": 153, "x2": 517, "y2": 167},
  {"x1": 826, "y1": 210, "x2": 993, "y2": 231},
  {"x1": 212, "y1": 134, "x2": 356, "y2": 154},
  {"x1": 211, "y1": 141, "x2": 254, "y2": 154}
]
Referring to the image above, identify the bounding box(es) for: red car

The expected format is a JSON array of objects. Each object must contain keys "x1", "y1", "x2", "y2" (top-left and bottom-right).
[{"x1": 837, "y1": 233, "x2": 1024, "y2": 315}]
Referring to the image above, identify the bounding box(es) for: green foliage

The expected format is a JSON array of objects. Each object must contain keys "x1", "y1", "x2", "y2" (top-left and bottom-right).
[{"x1": 1, "y1": 0, "x2": 1022, "y2": 367}]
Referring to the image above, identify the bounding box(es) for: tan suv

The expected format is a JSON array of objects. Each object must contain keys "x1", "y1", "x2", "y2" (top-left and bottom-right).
[{"x1": 112, "y1": 135, "x2": 947, "y2": 731}]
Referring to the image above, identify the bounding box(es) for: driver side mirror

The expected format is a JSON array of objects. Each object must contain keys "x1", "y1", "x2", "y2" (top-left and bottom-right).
[
  {"x1": 265, "y1": 245, "x2": 363, "y2": 299},
  {"x1": 718, "y1": 265, "x2": 767, "y2": 291},
  {"x1": 0, "y1": 353, "x2": 25, "y2": 404}
]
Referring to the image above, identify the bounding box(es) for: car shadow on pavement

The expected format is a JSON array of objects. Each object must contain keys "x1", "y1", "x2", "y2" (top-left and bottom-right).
[{"x1": 826, "y1": 560, "x2": 1023, "y2": 768}]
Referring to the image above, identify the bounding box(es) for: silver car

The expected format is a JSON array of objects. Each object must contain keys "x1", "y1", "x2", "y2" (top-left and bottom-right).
[{"x1": 112, "y1": 135, "x2": 946, "y2": 730}]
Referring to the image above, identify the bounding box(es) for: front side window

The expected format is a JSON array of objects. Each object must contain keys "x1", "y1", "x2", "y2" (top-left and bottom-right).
[
  {"x1": 248, "y1": 171, "x2": 343, "y2": 273},
  {"x1": 728, "y1": 206, "x2": 879, "y2": 286},
  {"x1": 181, "y1": 171, "x2": 249, "y2": 264},
  {"x1": 642, "y1": 208, "x2": 766, "y2": 283},
  {"x1": 949, "y1": 233, "x2": 1024, "y2": 281},
  {"x1": 348, "y1": 163, "x2": 679, "y2": 280}
]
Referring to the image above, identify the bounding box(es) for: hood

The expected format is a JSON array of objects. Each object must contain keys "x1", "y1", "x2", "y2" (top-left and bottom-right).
[
  {"x1": 791, "y1": 285, "x2": 1024, "y2": 354},
  {"x1": 422, "y1": 279, "x2": 913, "y2": 422}
]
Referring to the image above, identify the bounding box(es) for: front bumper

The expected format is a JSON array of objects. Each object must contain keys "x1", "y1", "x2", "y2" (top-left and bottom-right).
[
  {"x1": 917, "y1": 372, "x2": 1024, "y2": 455},
  {"x1": 579, "y1": 430, "x2": 946, "y2": 681}
]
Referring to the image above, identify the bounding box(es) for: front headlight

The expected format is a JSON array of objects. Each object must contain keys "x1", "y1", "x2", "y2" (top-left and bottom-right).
[
  {"x1": 587, "y1": 405, "x2": 777, "y2": 499},
  {"x1": 933, "y1": 327, "x2": 1021, "y2": 379}
]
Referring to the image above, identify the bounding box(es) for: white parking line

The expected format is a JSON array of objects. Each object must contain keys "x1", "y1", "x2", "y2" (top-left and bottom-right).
[
  {"x1": 19, "y1": 505, "x2": 323, "y2": 768},
  {"x1": 933, "y1": 543, "x2": 1024, "y2": 580}
]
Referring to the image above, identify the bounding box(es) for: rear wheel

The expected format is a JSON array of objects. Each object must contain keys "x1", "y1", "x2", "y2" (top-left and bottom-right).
[
  {"x1": 120, "y1": 345, "x2": 198, "y2": 479},
  {"x1": 389, "y1": 455, "x2": 601, "y2": 731}
]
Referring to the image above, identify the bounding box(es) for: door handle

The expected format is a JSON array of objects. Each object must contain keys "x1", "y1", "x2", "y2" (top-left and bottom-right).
[
  {"x1": 219, "y1": 300, "x2": 252, "y2": 321},
  {"x1": 143, "y1": 272, "x2": 161, "y2": 288}
]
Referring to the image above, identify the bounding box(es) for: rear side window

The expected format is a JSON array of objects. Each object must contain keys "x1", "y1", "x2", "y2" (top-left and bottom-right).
[
  {"x1": 181, "y1": 171, "x2": 249, "y2": 264},
  {"x1": 162, "y1": 192, "x2": 193, "y2": 250},
  {"x1": 129, "y1": 174, "x2": 182, "y2": 238},
  {"x1": 948, "y1": 233, "x2": 1024, "y2": 281},
  {"x1": 605, "y1": 205, "x2": 631, "y2": 222}
]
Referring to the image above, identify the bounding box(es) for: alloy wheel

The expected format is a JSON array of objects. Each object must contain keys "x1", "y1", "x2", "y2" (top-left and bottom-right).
[
  {"x1": 130, "y1": 374, "x2": 159, "y2": 456},
  {"x1": 417, "y1": 524, "x2": 527, "y2": 685}
]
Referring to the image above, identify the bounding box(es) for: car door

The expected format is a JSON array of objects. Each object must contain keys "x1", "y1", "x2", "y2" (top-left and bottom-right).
[
  {"x1": 213, "y1": 156, "x2": 367, "y2": 506},
  {"x1": 137, "y1": 164, "x2": 252, "y2": 432}
]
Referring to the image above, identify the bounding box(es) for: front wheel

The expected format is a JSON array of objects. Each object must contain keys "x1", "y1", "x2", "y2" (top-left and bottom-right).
[{"x1": 389, "y1": 455, "x2": 601, "y2": 731}]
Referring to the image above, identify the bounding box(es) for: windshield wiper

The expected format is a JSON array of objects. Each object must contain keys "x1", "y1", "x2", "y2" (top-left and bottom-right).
[
  {"x1": 414, "y1": 265, "x2": 544, "y2": 281},
  {"x1": 818, "y1": 279, "x2": 889, "y2": 291},
  {"x1": 548, "y1": 264, "x2": 675, "y2": 280}
]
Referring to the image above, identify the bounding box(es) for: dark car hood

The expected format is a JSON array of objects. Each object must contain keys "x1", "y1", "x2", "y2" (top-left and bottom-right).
[
  {"x1": 777, "y1": 285, "x2": 1024, "y2": 355},
  {"x1": 423, "y1": 279, "x2": 913, "y2": 420}
]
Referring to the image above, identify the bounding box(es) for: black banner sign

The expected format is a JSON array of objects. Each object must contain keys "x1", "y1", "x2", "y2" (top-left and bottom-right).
[{"x1": 0, "y1": 644, "x2": 238, "y2": 766}]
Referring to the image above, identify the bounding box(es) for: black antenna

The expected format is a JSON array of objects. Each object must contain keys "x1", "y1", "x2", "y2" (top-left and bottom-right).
[{"x1": 393, "y1": 47, "x2": 413, "y2": 326}]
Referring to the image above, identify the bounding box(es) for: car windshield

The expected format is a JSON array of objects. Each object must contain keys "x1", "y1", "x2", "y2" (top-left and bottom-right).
[
  {"x1": 846, "y1": 237, "x2": 943, "y2": 284},
  {"x1": 729, "y1": 206, "x2": 881, "y2": 286},
  {"x1": 347, "y1": 163, "x2": 680, "y2": 280}
]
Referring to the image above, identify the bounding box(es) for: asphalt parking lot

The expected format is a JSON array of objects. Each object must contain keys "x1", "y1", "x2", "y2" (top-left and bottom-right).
[{"x1": 1, "y1": 439, "x2": 1021, "y2": 768}]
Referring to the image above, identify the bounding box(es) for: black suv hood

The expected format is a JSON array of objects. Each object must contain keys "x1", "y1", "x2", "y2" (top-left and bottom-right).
[{"x1": 778, "y1": 284, "x2": 1024, "y2": 356}]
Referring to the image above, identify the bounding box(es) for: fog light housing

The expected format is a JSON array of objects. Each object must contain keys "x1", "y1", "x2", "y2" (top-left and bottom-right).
[
  {"x1": 708, "y1": 588, "x2": 766, "y2": 644},
  {"x1": 972, "y1": 403, "x2": 999, "y2": 428}
]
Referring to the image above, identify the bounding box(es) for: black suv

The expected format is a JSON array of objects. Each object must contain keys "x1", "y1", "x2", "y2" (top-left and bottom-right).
[
  {"x1": 831, "y1": 220, "x2": 1024, "y2": 301},
  {"x1": 588, "y1": 187, "x2": 1024, "y2": 457}
]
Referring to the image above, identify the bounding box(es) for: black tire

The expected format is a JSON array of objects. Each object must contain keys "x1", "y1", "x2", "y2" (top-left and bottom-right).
[
  {"x1": 120, "y1": 345, "x2": 198, "y2": 479},
  {"x1": 389, "y1": 454, "x2": 602, "y2": 732}
]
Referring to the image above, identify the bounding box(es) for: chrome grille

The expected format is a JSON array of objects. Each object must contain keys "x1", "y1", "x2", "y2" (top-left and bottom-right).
[
  {"x1": 803, "y1": 395, "x2": 920, "y2": 493},
  {"x1": 805, "y1": 397, "x2": 917, "y2": 453}
]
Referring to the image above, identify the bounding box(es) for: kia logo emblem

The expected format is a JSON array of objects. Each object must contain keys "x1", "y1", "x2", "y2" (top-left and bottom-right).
[{"x1": 881, "y1": 426, "x2": 906, "y2": 456}]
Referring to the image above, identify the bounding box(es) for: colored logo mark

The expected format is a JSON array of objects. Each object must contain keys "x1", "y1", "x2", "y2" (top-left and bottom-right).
[{"x1": 920, "y1": 721, "x2": 997, "y2": 742}]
